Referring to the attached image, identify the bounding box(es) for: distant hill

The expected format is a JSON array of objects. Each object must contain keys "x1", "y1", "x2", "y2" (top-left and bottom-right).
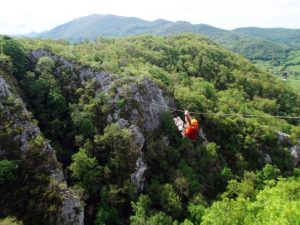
[
  {"x1": 37, "y1": 14, "x2": 289, "y2": 61},
  {"x1": 234, "y1": 27, "x2": 300, "y2": 46},
  {"x1": 39, "y1": 14, "x2": 230, "y2": 41}
]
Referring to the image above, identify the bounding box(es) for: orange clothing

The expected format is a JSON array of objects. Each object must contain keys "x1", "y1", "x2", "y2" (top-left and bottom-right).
[{"x1": 184, "y1": 119, "x2": 199, "y2": 141}]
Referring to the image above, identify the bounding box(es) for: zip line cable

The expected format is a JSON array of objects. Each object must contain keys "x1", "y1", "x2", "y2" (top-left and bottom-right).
[{"x1": 128, "y1": 96, "x2": 300, "y2": 119}]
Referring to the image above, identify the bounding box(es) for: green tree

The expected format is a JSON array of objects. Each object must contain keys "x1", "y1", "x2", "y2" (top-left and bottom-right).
[
  {"x1": 69, "y1": 148, "x2": 101, "y2": 196},
  {"x1": 35, "y1": 56, "x2": 55, "y2": 74},
  {"x1": 0, "y1": 160, "x2": 17, "y2": 185},
  {"x1": 71, "y1": 110, "x2": 94, "y2": 138},
  {"x1": 130, "y1": 195, "x2": 151, "y2": 225},
  {"x1": 160, "y1": 184, "x2": 182, "y2": 218},
  {"x1": 146, "y1": 212, "x2": 173, "y2": 225},
  {"x1": 201, "y1": 177, "x2": 300, "y2": 225},
  {"x1": 94, "y1": 123, "x2": 138, "y2": 180},
  {"x1": 0, "y1": 35, "x2": 26, "y2": 77}
]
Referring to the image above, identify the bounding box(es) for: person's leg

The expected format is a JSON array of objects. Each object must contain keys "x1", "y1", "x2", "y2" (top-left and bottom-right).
[{"x1": 172, "y1": 110, "x2": 185, "y2": 136}]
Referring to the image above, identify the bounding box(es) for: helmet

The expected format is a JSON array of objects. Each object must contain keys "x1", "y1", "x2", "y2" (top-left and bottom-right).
[{"x1": 191, "y1": 119, "x2": 198, "y2": 126}]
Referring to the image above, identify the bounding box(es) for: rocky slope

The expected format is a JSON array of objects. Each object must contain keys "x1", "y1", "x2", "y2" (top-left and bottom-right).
[
  {"x1": 28, "y1": 49, "x2": 177, "y2": 191},
  {"x1": 0, "y1": 73, "x2": 84, "y2": 225},
  {"x1": 0, "y1": 48, "x2": 179, "y2": 223}
]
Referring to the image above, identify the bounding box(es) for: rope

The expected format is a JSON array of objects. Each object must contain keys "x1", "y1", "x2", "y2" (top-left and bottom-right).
[{"x1": 128, "y1": 96, "x2": 300, "y2": 119}]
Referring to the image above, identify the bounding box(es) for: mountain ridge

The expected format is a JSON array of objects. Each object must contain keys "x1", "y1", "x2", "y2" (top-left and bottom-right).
[{"x1": 31, "y1": 14, "x2": 296, "y2": 62}]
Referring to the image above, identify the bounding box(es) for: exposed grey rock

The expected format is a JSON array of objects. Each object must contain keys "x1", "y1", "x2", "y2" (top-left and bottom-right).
[
  {"x1": 113, "y1": 109, "x2": 120, "y2": 120},
  {"x1": 117, "y1": 118, "x2": 130, "y2": 129},
  {"x1": 57, "y1": 184, "x2": 84, "y2": 225},
  {"x1": 0, "y1": 75, "x2": 11, "y2": 97},
  {"x1": 277, "y1": 131, "x2": 300, "y2": 166},
  {"x1": 107, "y1": 114, "x2": 113, "y2": 123},
  {"x1": 29, "y1": 50, "x2": 177, "y2": 195},
  {"x1": 0, "y1": 75, "x2": 84, "y2": 225},
  {"x1": 30, "y1": 50, "x2": 176, "y2": 132},
  {"x1": 30, "y1": 49, "x2": 53, "y2": 61},
  {"x1": 161, "y1": 136, "x2": 169, "y2": 146},
  {"x1": 129, "y1": 125, "x2": 145, "y2": 153},
  {"x1": 125, "y1": 78, "x2": 175, "y2": 131},
  {"x1": 127, "y1": 125, "x2": 147, "y2": 192},
  {"x1": 199, "y1": 128, "x2": 209, "y2": 145},
  {"x1": 95, "y1": 71, "x2": 119, "y2": 92},
  {"x1": 129, "y1": 109, "x2": 140, "y2": 126},
  {"x1": 264, "y1": 154, "x2": 272, "y2": 164},
  {"x1": 131, "y1": 157, "x2": 147, "y2": 192},
  {"x1": 277, "y1": 131, "x2": 291, "y2": 145},
  {"x1": 290, "y1": 145, "x2": 300, "y2": 166}
]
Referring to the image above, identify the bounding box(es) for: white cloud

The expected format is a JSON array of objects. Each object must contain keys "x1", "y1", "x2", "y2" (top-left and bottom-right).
[{"x1": 0, "y1": 0, "x2": 299, "y2": 34}]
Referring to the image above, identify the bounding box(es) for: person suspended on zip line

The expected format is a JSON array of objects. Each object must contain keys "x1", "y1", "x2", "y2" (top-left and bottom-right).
[{"x1": 172, "y1": 110, "x2": 199, "y2": 141}]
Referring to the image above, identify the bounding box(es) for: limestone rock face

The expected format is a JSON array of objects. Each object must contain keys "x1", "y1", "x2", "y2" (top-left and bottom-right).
[
  {"x1": 30, "y1": 49, "x2": 175, "y2": 132},
  {"x1": 28, "y1": 49, "x2": 177, "y2": 195},
  {"x1": 277, "y1": 131, "x2": 291, "y2": 145},
  {"x1": 128, "y1": 78, "x2": 175, "y2": 131},
  {"x1": 57, "y1": 184, "x2": 84, "y2": 225},
  {"x1": 129, "y1": 125, "x2": 145, "y2": 152},
  {"x1": 264, "y1": 154, "x2": 272, "y2": 164},
  {"x1": 290, "y1": 145, "x2": 300, "y2": 166},
  {"x1": 0, "y1": 75, "x2": 83, "y2": 225},
  {"x1": 0, "y1": 75, "x2": 11, "y2": 97},
  {"x1": 128, "y1": 125, "x2": 147, "y2": 192},
  {"x1": 277, "y1": 131, "x2": 300, "y2": 166}
]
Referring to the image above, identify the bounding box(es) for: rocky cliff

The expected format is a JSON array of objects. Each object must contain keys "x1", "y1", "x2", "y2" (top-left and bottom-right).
[
  {"x1": 0, "y1": 73, "x2": 83, "y2": 225},
  {"x1": 0, "y1": 49, "x2": 178, "y2": 223}
]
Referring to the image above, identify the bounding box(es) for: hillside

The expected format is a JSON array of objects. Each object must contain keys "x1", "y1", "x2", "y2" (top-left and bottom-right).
[
  {"x1": 39, "y1": 14, "x2": 225, "y2": 41},
  {"x1": 1, "y1": 34, "x2": 300, "y2": 224},
  {"x1": 37, "y1": 15, "x2": 300, "y2": 91},
  {"x1": 38, "y1": 14, "x2": 289, "y2": 62},
  {"x1": 234, "y1": 27, "x2": 300, "y2": 46}
]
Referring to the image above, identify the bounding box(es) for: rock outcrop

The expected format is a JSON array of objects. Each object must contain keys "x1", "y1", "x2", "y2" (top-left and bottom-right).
[
  {"x1": 277, "y1": 131, "x2": 300, "y2": 166},
  {"x1": 28, "y1": 49, "x2": 177, "y2": 192},
  {"x1": 0, "y1": 74, "x2": 84, "y2": 225},
  {"x1": 29, "y1": 49, "x2": 175, "y2": 132},
  {"x1": 0, "y1": 75, "x2": 11, "y2": 97},
  {"x1": 128, "y1": 125, "x2": 147, "y2": 191}
]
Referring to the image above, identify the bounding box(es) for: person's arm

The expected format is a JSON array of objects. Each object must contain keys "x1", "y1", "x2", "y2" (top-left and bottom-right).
[{"x1": 184, "y1": 110, "x2": 192, "y2": 126}]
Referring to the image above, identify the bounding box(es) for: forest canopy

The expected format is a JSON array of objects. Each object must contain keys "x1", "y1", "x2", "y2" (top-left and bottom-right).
[{"x1": 0, "y1": 34, "x2": 300, "y2": 224}]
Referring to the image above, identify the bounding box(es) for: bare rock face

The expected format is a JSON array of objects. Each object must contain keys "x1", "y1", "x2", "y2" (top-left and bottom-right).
[
  {"x1": 290, "y1": 145, "x2": 300, "y2": 166},
  {"x1": 128, "y1": 125, "x2": 147, "y2": 192},
  {"x1": 117, "y1": 118, "x2": 147, "y2": 191},
  {"x1": 0, "y1": 75, "x2": 83, "y2": 225},
  {"x1": 30, "y1": 49, "x2": 175, "y2": 132},
  {"x1": 277, "y1": 131, "x2": 300, "y2": 166},
  {"x1": 264, "y1": 154, "x2": 272, "y2": 164},
  {"x1": 57, "y1": 184, "x2": 84, "y2": 225},
  {"x1": 129, "y1": 125, "x2": 145, "y2": 152},
  {"x1": 128, "y1": 78, "x2": 175, "y2": 131},
  {"x1": 0, "y1": 75, "x2": 11, "y2": 97},
  {"x1": 29, "y1": 49, "x2": 176, "y2": 194},
  {"x1": 106, "y1": 77, "x2": 175, "y2": 132},
  {"x1": 277, "y1": 131, "x2": 291, "y2": 145}
]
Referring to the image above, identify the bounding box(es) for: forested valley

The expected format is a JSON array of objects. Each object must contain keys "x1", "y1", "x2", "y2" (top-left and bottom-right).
[{"x1": 0, "y1": 34, "x2": 300, "y2": 225}]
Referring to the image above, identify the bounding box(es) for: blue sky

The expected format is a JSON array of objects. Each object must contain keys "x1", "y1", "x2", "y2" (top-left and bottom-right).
[{"x1": 1, "y1": 0, "x2": 300, "y2": 34}]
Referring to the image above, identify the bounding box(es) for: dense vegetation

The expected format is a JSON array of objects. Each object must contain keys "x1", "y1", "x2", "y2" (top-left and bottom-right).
[
  {"x1": 35, "y1": 14, "x2": 300, "y2": 91},
  {"x1": 234, "y1": 27, "x2": 300, "y2": 46},
  {"x1": 1, "y1": 34, "x2": 300, "y2": 224},
  {"x1": 37, "y1": 14, "x2": 290, "y2": 62}
]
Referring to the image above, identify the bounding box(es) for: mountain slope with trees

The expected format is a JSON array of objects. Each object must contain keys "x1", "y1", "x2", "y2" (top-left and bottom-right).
[
  {"x1": 37, "y1": 14, "x2": 300, "y2": 91},
  {"x1": 234, "y1": 27, "x2": 300, "y2": 46},
  {"x1": 1, "y1": 34, "x2": 300, "y2": 224},
  {"x1": 38, "y1": 14, "x2": 289, "y2": 62}
]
